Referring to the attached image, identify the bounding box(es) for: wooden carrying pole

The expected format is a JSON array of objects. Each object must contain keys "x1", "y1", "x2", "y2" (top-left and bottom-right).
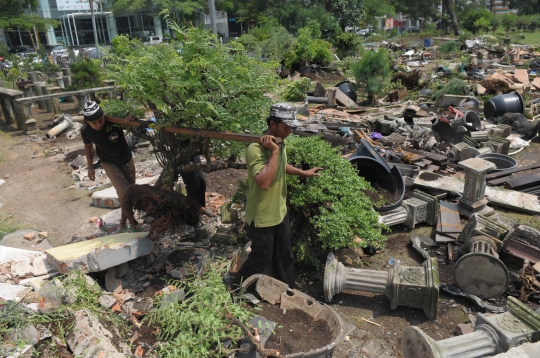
[{"x1": 104, "y1": 116, "x2": 271, "y2": 144}]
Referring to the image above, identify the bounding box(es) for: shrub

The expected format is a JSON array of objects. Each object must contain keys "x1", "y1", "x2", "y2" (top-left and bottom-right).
[
  {"x1": 281, "y1": 77, "x2": 311, "y2": 101},
  {"x1": 286, "y1": 136, "x2": 387, "y2": 265},
  {"x1": 439, "y1": 41, "x2": 458, "y2": 53},
  {"x1": 283, "y1": 20, "x2": 333, "y2": 69},
  {"x1": 333, "y1": 31, "x2": 363, "y2": 59},
  {"x1": 68, "y1": 58, "x2": 103, "y2": 90},
  {"x1": 430, "y1": 78, "x2": 469, "y2": 101},
  {"x1": 352, "y1": 48, "x2": 392, "y2": 104}
]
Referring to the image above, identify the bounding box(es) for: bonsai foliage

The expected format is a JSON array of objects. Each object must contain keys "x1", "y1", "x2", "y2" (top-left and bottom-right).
[
  {"x1": 68, "y1": 58, "x2": 103, "y2": 91},
  {"x1": 285, "y1": 135, "x2": 387, "y2": 265},
  {"x1": 283, "y1": 20, "x2": 333, "y2": 70},
  {"x1": 104, "y1": 13, "x2": 279, "y2": 189},
  {"x1": 281, "y1": 77, "x2": 311, "y2": 101},
  {"x1": 352, "y1": 48, "x2": 392, "y2": 105}
]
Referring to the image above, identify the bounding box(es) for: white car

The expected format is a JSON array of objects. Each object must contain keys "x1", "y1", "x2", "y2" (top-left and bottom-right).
[{"x1": 143, "y1": 36, "x2": 163, "y2": 46}]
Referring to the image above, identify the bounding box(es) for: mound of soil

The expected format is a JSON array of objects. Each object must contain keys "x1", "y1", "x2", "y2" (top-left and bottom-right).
[{"x1": 254, "y1": 302, "x2": 334, "y2": 355}]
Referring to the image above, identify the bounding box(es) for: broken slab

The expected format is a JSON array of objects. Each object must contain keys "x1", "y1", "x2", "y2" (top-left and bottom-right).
[
  {"x1": 514, "y1": 69, "x2": 529, "y2": 85},
  {"x1": 0, "y1": 229, "x2": 52, "y2": 251},
  {"x1": 413, "y1": 171, "x2": 540, "y2": 214},
  {"x1": 45, "y1": 232, "x2": 152, "y2": 273},
  {"x1": 0, "y1": 282, "x2": 32, "y2": 303},
  {"x1": 67, "y1": 309, "x2": 130, "y2": 358},
  {"x1": 492, "y1": 341, "x2": 540, "y2": 358}
]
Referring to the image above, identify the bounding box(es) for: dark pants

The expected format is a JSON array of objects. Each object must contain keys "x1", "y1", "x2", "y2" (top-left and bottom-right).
[
  {"x1": 232, "y1": 213, "x2": 295, "y2": 288},
  {"x1": 180, "y1": 171, "x2": 206, "y2": 207},
  {"x1": 101, "y1": 158, "x2": 136, "y2": 227}
]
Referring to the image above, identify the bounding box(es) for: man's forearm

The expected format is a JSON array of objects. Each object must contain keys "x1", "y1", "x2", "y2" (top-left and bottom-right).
[
  {"x1": 286, "y1": 164, "x2": 305, "y2": 176},
  {"x1": 254, "y1": 151, "x2": 279, "y2": 191},
  {"x1": 84, "y1": 144, "x2": 94, "y2": 169}
]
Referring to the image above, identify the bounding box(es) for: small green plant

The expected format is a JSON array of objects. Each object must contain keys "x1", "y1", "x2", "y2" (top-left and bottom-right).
[
  {"x1": 439, "y1": 41, "x2": 458, "y2": 53},
  {"x1": 430, "y1": 78, "x2": 470, "y2": 101},
  {"x1": 68, "y1": 58, "x2": 103, "y2": 90},
  {"x1": 145, "y1": 262, "x2": 251, "y2": 357},
  {"x1": 352, "y1": 48, "x2": 392, "y2": 104},
  {"x1": 281, "y1": 77, "x2": 311, "y2": 101},
  {"x1": 0, "y1": 212, "x2": 26, "y2": 240}
]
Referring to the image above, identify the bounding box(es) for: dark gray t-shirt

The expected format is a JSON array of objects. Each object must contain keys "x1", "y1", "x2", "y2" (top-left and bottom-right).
[{"x1": 81, "y1": 123, "x2": 131, "y2": 166}]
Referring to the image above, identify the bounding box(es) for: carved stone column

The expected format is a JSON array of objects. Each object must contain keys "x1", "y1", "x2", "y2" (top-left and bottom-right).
[
  {"x1": 324, "y1": 252, "x2": 439, "y2": 320},
  {"x1": 380, "y1": 191, "x2": 438, "y2": 229},
  {"x1": 402, "y1": 296, "x2": 540, "y2": 358},
  {"x1": 457, "y1": 158, "x2": 496, "y2": 217},
  {"x1": 448, "y1": 142, "x2": 473, "y2": 161}
]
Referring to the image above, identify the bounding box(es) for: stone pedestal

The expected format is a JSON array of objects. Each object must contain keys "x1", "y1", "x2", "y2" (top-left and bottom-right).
[
  {"x1": 324, "y1": 252, "x2": 439, "y2": 319},
  {"x1": 25, "y1": 119, "x2": 39, "y2": 135},
  {"x1": 448, "y1": 142, "x2": 473, "y2": 161},
  {"x1": 10, "y1": 94, "x2": 28, "y2": 130},
  {"x1": 486, "y1": 136, "x2": 510, "y2": 155},
  {"x1": 454, "y1": 235, "x2": 509, "y2": 298},
  {"x1": 487, "y1": 124, "x2": 512, "y2": 138},
  {"x1": 0, "y1": 93, "x2": 14, "y2": 124},
  {"x1": 458, "y1": 214, "x2": 509, "y2": 243},
  {"x1": 457, "y1": 158, "x2": 496, "y2": 217},
  {"x1": 402, "y1": 296, "x2": 540, "y2": 358},
  {"x1": 76, "y1": 94, "x2": 87, "y2": 113},
  {"x1": 380, "y1": 191, "x2": 438, "y2": 229},
  {"x1": 33, "y1": 81, "x2": 47, "y2": 110}
]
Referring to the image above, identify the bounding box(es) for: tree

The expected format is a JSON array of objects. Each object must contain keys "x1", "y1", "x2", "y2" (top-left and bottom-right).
[
  {"x1": 505, "y1": 0, "x2": 540, "y2": 16},
  {"x1": 501, "y1": 13, "x2": 517, "y2": 36},
  {"x1": 490, "y1": 15, "x2": 500, "y2": 35},
  {"x1": 442, "y1": 0, "x2": 460, "y2": 36},
  {"x1": 109, "y1": 0, "x2": 206, "y2": 24},
  {"x1": 352, "y1": 48, "x2": 392, "y2": 105},
  {"x1": 323, "y1": 0, "x2": 365, "y2": 31},
  {"x1": 462, "y1": 7, "x2": 491, "y2": 34},
  {"x1": 103, "y1": 15, "x2": 279, "y2": 190},
  {"x1": 0, "y1": 0, "x2": 59, "y2": 49}
]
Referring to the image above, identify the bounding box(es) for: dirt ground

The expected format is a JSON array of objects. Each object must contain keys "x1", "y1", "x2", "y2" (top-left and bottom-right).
[{"x1": 2, "y1": 101, "x2": 540, "y2": 357}]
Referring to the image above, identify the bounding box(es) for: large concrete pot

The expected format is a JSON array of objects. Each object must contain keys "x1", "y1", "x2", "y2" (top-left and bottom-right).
[{"x1": 241, "y1": 274, "x2": 347, "y2": 358}]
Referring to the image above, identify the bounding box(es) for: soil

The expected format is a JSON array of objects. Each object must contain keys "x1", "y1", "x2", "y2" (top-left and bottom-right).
[
  {"x1": 362, "y1": 184, "x2": 396, "y2": 207},
  {"x1": 253, "y1": 302, "x2": 333, "y2": 355}
]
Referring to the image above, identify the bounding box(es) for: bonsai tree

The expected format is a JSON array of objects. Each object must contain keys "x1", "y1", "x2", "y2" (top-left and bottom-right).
[
  {"x1": 352, "y1": 48, "x2": 392, "y2": 105},
  {"x1": 103, "y1": 13, "x2": 279, "y2": 190}
]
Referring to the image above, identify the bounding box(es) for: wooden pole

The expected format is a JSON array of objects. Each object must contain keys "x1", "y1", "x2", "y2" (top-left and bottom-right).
[{"x1": 104, "y1": 116, "x2": 272, "y2": 144}]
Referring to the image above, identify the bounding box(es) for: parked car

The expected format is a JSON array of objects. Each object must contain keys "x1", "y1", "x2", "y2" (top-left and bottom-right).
[
  {"x1": 48, "y1": 44, "x2": 68, "y2": 57},
  {"x1": 0, "y1": 57, "x2": 12, "y2": 76},
  {"x1": 9, "y1": 46, "x2": 32, "y2": 55},
  {"x1": 356, "y1": 29, "x2": 370, "y2": 36},
  {"x1": 143, "y1": 36, "x2": 163, "y2": 46}
]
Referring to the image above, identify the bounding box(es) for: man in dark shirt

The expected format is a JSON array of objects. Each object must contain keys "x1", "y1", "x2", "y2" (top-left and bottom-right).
[{"x1": 81, "y1": 101, "x2": 138, "y2": 231}]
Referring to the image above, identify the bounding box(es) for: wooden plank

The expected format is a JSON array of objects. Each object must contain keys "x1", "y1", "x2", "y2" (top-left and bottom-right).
[
  {"x1": 532, "y1": 77, "x2": 540, "y2": 90},
  {"x1": 448, "y1": 243, "x2": 453, "y2": 262},
  {"x1": 506, "y1": 172, "x2": 540, "y2": 190},
  {"x1": 487, "y1": 169, "x2": 540, "y2": 186},
  {"x1": 486, "y1": 163, "x2": 540, "y2": 180},
  {"x1": 514, "y1": 69, "x2": 529, "y2": 85},
  {"x1": 399, "y1": 150, "x2": 426, "y2": 163},
  {"x1": 436, "y1": 201, "x2": 462, "y2": 233},
  {"x1": 333, "y1": 87, "x2": 358, "y2": 109},
  {"x1": 15, "y1": 86, "x2": 119, "y2": 103},
  {"x1": 105, "y1": 116, "x2": 272, "y2": 144},
  {"x1": 435, "y1": 233, "x2": 458, "y2": 243}
]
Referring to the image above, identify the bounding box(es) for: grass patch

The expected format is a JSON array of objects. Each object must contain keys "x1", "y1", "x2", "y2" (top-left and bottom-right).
[{"x1": 0, "y1": 211, "x2": 26, "y2": 239}]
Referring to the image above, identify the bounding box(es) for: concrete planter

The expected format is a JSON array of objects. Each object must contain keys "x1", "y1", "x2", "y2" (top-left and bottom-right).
[{"x1": 241, "y1": 274, "x2": 347, "y2": 357}]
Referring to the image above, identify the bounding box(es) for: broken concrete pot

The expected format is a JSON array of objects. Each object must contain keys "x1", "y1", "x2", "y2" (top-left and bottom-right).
[
  {"x1": 502, "y1": 225, "x2": 540, "y2": 265},
  {"x1": 454, "y1": 235, "x2": 509, "y2": 298},
  {"x1": 241, "y1": 274, "x2": 347, "y2": 357},
  {"x1": 402, "y1": 296, "x2": 540, "y2": 358},
  {"x1": 166, "y1": 247, "x2": 209, "y2": 279},
  {"x1": 349, "y1": 139, "x2": 405, "y2": 211},
  {"x1": 477, "y1": 153, "x2": 517, "y2": 172},
  {"x1": 458, "y1": 214, "x2": 510, "y2": 243},
  {"x1": 324, "y1": 252, "x2": 439, "y2": 320}
]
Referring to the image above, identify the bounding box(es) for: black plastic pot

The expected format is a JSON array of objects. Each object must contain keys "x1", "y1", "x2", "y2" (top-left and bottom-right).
[
  {"x1": 477, "y1": 153, "x2": 517, "y2": 172},
  {"x1": 483, "y1": 91, "x2": 524, "y2": 119},
  {"x1": 348, "y1": 141, "x2": 404, "y2": 212},
  {"x1": 335, "y1": 80, "x2": 357, "y2": 102}
]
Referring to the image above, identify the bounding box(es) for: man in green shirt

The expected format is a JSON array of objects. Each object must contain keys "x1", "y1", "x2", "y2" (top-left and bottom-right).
[{"x1": 231, "y1": 103, "x2": 323, "y2": 289}]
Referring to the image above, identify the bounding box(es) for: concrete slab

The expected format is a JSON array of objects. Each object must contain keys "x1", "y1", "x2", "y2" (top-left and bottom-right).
[
  {"x1": 458, "y1": 158, "x2": 496, "y2": 174},
  {"x1": 92, "y1": 175, "x2": 160, "y2": 208},
  {"x1": 0, "y1": 246, "x2": 44, "y2": 265},
  {"x1": 414, "y1": 171, "x2": 540, "y2": 214},
  {"x1": 0, "y1": 282, "x2": 31, "y2": 302},
  {"x1": 0, "y1": 229, "x2": 52, "y2": 251},
  {"x1": 45, "y1": 232, "x2": 152, "y2": 273}
]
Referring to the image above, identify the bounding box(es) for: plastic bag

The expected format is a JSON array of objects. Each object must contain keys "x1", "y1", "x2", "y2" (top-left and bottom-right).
[{"x1": 507, "y1": 136, "x2": 530, "y2": 149}]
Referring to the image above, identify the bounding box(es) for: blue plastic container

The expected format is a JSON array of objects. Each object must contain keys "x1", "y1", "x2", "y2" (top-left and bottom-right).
[{"x1": 424, "y1": 38, "x2": 433, "y2": 47}]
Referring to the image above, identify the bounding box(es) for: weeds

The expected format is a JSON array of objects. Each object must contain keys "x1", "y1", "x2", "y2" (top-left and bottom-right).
[{"x1": 0, "y1": 211, "x2": 26, "y2": 239}]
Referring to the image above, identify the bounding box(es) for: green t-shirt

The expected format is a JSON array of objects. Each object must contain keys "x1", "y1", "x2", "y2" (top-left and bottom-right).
[{"x1": 245, "y1": 142, "x2": 287, "y2": 228}]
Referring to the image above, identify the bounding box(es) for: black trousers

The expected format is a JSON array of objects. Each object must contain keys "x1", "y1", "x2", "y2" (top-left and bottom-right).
[
  {"x1": 232, "y1": 213, "x2": 295, "y2": 288},
  {"x1": 180, "y1": 171, "x2": 206, "y2": 207}
]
